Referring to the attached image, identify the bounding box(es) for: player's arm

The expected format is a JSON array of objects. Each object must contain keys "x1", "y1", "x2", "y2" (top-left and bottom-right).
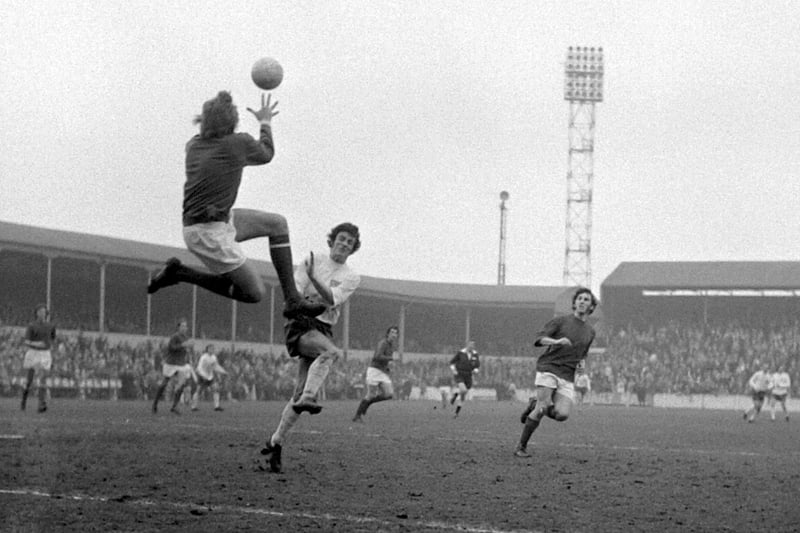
[
  {"x1": 304, "y1": 252, "x2": 334, "y2": 305},
  {"x1": 538, "y1": 336, "x2": 572, "y2": 347},
  {"x1": 243, "y1": 93, "x2": 278, "y2": 164},
  {"x1": 534, "y1": 318, "x2": 566, "y2": 347},
  {"x1": 472, "y1": 355, "x2": 480, "y2": 373}
]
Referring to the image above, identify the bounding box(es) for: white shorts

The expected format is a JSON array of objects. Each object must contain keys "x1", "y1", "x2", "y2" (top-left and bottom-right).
[
  {"x1": 163, "y1": 363, "x2": 193, "y2": 384},
  {"x1": 183, "y1": 217, "x2": 246, "y2": 275},
  {"x1": 534, "y1": 372, "x2": 575, "y2": 401},
  {"x1": 23, "y1": 348, "x2": 52, "y2": 371},
  {"x1": 365, "y1": 367, "x2": 392, "y2": 387}
]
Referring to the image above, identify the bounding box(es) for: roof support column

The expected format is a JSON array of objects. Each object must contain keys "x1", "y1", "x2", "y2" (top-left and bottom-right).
[
  {"x1": 464, "y1": 307, "x2": 471, "y2": 345},
  {"x1": 398, "y1": 303, "x2": 407, "y2": 361},
  {"x1": 98, "y1": 261, "x2": 106, "y2": 333},
  {"x1": 46, "y1": 255, "x2": 52, "y2": 312},
  {"x1": 146, "y1": 271, "x2": 152, "y2": 337}
]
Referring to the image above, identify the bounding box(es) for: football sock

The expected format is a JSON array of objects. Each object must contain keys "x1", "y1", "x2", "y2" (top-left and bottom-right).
[
  {"x1": 213, "y1": 392, "x2": 220, "y2": 408},
  {"x1": 271, "y1": 401, "x2": 300, "y2": 446},
  {"x1": 174, "y1": 266, "x2": 239, "y2": 300},
  {"x1": 37, "y1": 383, "x2": 47, "y2": 406},
  {"x1": 154, "y1": 380, "x2": 168, "y2": 404},
  {"x1": 356, "y1": 399, "x2": 370, "y2": 416},
  {"x1": 519, "y1": 417, "x2": 540, "y2": 449},
  {"x1": 301, "y1": 352, "x2": 336, "y2": 399},
  {"x1": 269, "y1": 235, "x2": 301, "y2": 301},
  {"x1": 171, "y1": 385, "x2": 186, "y2": 409}
]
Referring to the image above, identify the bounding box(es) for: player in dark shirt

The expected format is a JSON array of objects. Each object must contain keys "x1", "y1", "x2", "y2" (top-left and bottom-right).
[
  {"x1": 21, "y1": 304, "x2": 56, "y2": 412},
  {"x1": 146, "y1": 91, "x2": 324, "y2": 321},
  {"x1": 152, "y1": 319, "x2": 194, "y2": 414},
  {"x1": 515, "y1": 287, "x2": 597, "y2": 457},
  {"x1": 449, "y1": 340, "x2": 480, "y2": 417},
  {"x1": 352, "y1": 326, "x2": 399, "y2": 422}
]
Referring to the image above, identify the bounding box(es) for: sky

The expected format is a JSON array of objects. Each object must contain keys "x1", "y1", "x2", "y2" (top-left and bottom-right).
[{"x1": 2, "y1": 1, "x2": 799, "y2": 293}]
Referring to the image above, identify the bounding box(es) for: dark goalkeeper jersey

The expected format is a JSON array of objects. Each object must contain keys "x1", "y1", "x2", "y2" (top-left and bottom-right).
[{"x1": 182, "y1": 126, "x2": 274, "y2": 226}]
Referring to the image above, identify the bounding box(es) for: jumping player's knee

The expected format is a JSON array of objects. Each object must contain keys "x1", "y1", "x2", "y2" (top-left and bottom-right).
[
  {"x1": 552, "y1": 410, "x2": 569, "y2": 422},
  {"x1": 316, "y1": 349, "x2": 340, "y2": 364},
  {"x1": 236, "y1": 285, "x2": 264, "y2": 303}
]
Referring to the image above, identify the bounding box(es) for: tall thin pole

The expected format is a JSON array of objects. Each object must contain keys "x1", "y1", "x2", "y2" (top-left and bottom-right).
[{"x1": 497, "y1": 190, "x2": 509, "y2": 285}]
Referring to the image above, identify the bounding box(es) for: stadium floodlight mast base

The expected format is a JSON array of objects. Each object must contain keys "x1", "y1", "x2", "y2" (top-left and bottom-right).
[{"x1": 563, "y1": 46, "x2": 603, "y2": 289}]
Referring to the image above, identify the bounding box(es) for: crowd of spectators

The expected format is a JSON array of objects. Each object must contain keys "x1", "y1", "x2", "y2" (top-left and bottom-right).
[
  {"x1": 1, "y1": 318, "x2": 797, "y2": 401},
  {"x1": 590, "y1": 319, "x2": 800, "y2": 396}
]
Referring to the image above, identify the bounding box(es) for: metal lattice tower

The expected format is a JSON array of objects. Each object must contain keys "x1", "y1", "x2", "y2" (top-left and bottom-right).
[{"x1": 563, "y1": 46, "x2": 603, "y2": 288}]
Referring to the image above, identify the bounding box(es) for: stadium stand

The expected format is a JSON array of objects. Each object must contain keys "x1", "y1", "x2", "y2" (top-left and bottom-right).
[{"x1": 1, "y1": 222, "x2": 799, "y2": 404}]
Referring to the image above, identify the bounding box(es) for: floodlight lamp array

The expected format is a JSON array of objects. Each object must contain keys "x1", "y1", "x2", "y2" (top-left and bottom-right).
[{"x1": 564, "y1": 46, "x2": 604, "y2": 102}]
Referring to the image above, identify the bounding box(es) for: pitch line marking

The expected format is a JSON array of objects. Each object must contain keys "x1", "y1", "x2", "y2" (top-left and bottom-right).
[
  {"x1": 164, "y1": 422, "x2": 797, "y2": 458},
  {"x1": 0, "y1": 488, "x2": 540, "y2": 533},
  {"x1": 0, "y1": 435, "x2": 25, "y2": 440}
]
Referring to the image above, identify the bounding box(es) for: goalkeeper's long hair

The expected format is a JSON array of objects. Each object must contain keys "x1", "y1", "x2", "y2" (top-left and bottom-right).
[{"x1": 194, "y1": 91, "x2": 239, "y2": 139}]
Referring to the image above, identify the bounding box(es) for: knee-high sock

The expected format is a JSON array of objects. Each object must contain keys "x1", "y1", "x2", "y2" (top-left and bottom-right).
[
  {"x1": 213, "y1": 391, "x2": 220, "y2": 408},
  {"x1": 37, "y1": 379, "x2": 47, "y2": 405},
  {"x1": 301, "y1": 352, "x2": 336, "y2": 399},
  {"x1": 154, "y1": 379, "x2": 168, "y2": 404},
  {"x1": 171, "y1": 384, "x2": 186, "y2": 409},
  {"x1": 519, "y1": 417, "x2": 540, "y2": 449},
  {"x1": 271, "y1": 401, "x2": 301, "y2": 446},
  {"x1": 269, "y1": 236, "x2": 301, "y2": 301},
  {"x1": 364, "y1": 394, "x2": 391, "y2": 414},
  {"x1": 174, "y1": 264, "x2": 238, "y2": 300},
  {"x1": 356, "y1": 398, "x2": 370, "y2": 416}
]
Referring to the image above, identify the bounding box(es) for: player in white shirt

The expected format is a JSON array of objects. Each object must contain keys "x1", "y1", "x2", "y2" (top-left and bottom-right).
[
  {"x1": 190, "y1": 344, "x2": 227, "y2": 411},
  {"x1": 260, "y1": 223, "x2": 361, "y2": 474},
  {"x1": 743, "y1": 364, "x2": 773, "y2": 423},
  {"x1": 769, "y1": 365, "x2": 791, "y2": 422}
]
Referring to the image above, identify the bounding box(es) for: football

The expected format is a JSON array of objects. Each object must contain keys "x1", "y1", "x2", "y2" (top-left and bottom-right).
[{"x1": 251, "y1": 57, "x2": 283, "y2": 91}]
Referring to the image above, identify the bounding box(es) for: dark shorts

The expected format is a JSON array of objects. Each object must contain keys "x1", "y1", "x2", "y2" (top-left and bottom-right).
[
  {"x1": 751, "y1": 391, "x2": 767, "y2": 402},
  {"x1": 196, "y1": 376, "x2": 213, "y2": 388},
  {"x1": 454, "y1": 372, "x2": 473, "y2": 389},
  {"x1": 772, "y1": 393, "x2": 787, "y2": 402},
  {"x1": 284, "y1": 316, "x2": 333, "y2": 358}
]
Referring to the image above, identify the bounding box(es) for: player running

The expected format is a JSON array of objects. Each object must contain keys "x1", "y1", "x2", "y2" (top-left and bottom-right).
[
  {"x1": 260, "y1": 223, "x2": 361, "y2": 474},
  {"x1": 352, "y1": 326, "x2": 399, "y2": 423},
  {"x1": 190, "y1": 344, "x2": 228, "y2": 411},
  {"x1": 768, "y1": 365, "x2": 790, "y2": 422},
  {"x1": 743, "y1": 363, "x2": 772, "y2": 423},
  {"x1": 146, "y1": 91, "x2": 324, "y2": 321},
  {"x1": 20, "y1": 304, "x2": 56, "y2": 413},
  {"x1": 152, "y1": 319, "x2": 194, "y2": 415},
  {"x1": 515, "y1": 288, "x2": 597, "y2": 458},
  {"x1": 449, "y1": 340, "x2": 480, "y2": 418}
]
